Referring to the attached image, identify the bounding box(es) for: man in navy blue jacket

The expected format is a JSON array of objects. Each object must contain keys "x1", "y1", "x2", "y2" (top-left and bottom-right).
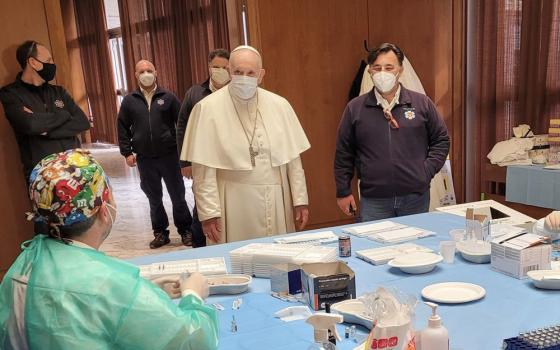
[
  {"x1": 334, "y1": 43, "x2": 449, "y2": 222},
  {"x1": 118, "y1": 60, "x2": 193, "y2": 248},
  {"x1": 176, "y1": 48, "x2": 230, "y2": 248}
]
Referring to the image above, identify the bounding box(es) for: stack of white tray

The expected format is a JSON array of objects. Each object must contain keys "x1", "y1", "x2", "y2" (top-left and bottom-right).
[
  {"x1": 274, "y1": 231, "x2": 339, "y2": 245},
  {"x1": 356, "y1": 243, "x2": 433, "y2": 265},
  {"x1": 342, "y1": 221, "x2": 434, "y2": 243},
  {"x1": 230, "y1": 243, "x2": 338, "y2": 278},
  {"x1": 139, "y1": 257, "x2": 228, "y2": 279},
  {"x1": 342, "y1": 221, "x2": 406, "y2": 237}
]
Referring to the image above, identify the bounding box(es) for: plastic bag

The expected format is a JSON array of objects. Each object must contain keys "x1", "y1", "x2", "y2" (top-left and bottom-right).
[{"x1": 361, "y1": 287, "x2": 417, "y2": 350}]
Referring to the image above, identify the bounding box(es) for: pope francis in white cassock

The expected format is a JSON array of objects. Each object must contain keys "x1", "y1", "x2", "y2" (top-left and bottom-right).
[{"x1": 181, "y1": 45, "x2": 310, "y2": 244}]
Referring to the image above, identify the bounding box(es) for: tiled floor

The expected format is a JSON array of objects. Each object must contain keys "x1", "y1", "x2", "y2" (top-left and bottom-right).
[{"x1": 86, "y1": 143, "x2": 194, "y2": 259}]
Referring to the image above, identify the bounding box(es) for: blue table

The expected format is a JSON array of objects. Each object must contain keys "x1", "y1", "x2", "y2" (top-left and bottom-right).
[
  {"x1": 506, "y1": 165, "x2": 560, "y2": 210},
  {"x1": 129, "y1": 212, "x2": 560, "y2": 350}
]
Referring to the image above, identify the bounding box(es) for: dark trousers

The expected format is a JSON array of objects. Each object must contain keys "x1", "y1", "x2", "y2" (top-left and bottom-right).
[
  {"x1": 191, "y1": 207, "x2": 206, "y2": 247},
  {"x1": 359, "y1": 191, "x2": 430, "y2": 222},
  {"x1": 136, "y1": 152, "x2": 192, "y2": 236}
]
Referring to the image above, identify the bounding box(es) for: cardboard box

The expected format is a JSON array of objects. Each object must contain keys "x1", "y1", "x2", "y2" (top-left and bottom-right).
[
  {"x1": 532, "y1": 134, "x2": 549, "y2": 148},
  {"x1": 301, "y1": 262, "x2": 356, "y2": 311},
  {"x1": 270, "y1": 263, "x2": 302, "y2": 295},
  {"x1": 435, "y1": 200, "x2": 535, "y2": 226},
  {"x1": 466, "y1": 208, "x2": 490, "y2": 241},
  {"x1": 491, "y1": 232, "x2": 551, "y2": 279}
]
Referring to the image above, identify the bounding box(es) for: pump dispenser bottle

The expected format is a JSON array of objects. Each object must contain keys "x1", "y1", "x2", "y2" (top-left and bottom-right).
[
  {"x1": 419, "y1": 302, "x2": 449, "y2": 350},
  {"x1": 305, "y1": 313, "x2": 343, "y2": 350}
]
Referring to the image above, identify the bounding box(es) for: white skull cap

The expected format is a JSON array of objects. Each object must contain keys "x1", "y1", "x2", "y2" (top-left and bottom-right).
[{"x1": 231, "y1": 45, "x2": 261, "y2": 58}]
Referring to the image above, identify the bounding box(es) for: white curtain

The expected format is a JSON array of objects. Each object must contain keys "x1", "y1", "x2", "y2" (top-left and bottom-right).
[{"x1": 359, "y1": 56, "x2": 426, "y2": 96}]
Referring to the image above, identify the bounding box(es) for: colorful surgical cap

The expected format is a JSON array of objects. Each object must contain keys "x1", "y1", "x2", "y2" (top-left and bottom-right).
[{"x1": 27, "y1": 149, "x2": 111, "y2": 231}]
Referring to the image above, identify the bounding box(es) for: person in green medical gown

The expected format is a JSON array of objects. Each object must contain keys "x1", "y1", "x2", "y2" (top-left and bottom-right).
[{"x1": 0, "y1": 149, "x2": 219, "y2": 349}]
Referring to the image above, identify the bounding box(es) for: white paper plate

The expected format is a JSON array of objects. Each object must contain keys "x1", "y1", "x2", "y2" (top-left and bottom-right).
[
  {"x1": 456, "y1": 240, "x2": 491, "y2": 264},
  {"x1": 388, "y1": 252, "x2": 443, "y2": 274},
  {"x1": 527, "y1": 270, "x2": 560, "y2": 290},
  {"x1": 207, "y1": 274, "x2": 252, "y2": 295},
  {"x1": 421, "y1": 282, "x2": 486, "y2": 303}
]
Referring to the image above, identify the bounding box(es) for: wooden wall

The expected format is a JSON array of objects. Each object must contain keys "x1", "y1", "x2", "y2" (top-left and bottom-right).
[
  {"x1": 0, "y1": 0, "x2": 72, "y2": 278},
  {"x1": 246, "y1": 0, "x2": 369, "y2": 229},
  {"x1": 244, "y1": 0, "x2": 466, "y2": 230}
]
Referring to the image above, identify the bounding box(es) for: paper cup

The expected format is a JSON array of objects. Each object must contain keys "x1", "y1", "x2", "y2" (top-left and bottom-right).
[
  {"x1": 440, "y1": 241, "x2": 456, "y2": 264},
  {"x1": 449, "y1": 229, "x2": 465, "y2": 242}
]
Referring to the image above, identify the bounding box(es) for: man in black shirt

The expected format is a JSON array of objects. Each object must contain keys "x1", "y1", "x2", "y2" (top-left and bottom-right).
[
  {"x1": 176, "y1": 49, "x2": 230, "y2": 247},
  {"x1": 118, "y1": 60, "x2": 193, "y2": 249},
  {"x1": 0, "y1": 40, "x2": 90, "y2": 180}
]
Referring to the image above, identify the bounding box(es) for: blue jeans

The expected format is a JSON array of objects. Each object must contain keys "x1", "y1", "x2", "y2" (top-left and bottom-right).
[{"x1": 359, "y1": 191, "x2": 430, "y2": 222}]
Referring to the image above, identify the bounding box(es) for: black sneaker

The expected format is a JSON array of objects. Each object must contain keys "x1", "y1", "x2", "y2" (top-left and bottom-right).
[
  {"x1": 150, "y1": 231, "x2": 170, "y2": 249},
  {"x1": 180, "y1": 231, "x2": 193, "y2": 247}
]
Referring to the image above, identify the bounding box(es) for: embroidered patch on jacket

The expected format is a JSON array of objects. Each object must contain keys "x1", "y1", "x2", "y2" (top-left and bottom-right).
[
  {"x1": 54, "y1": 100, "x2": 65, "y2": 108},
  {"x1": 404, "y1": 110, "x2": 415, "y2": 120},
  {"x1": 156, "y1": 98, "x2": 165, "y2": 106}
]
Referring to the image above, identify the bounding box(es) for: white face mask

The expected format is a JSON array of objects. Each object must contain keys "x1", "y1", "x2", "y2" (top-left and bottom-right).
[
  {"x1": 371, "y1": 71, "x2": 398, "y2": 93},
  {"x1": 229, "y1": 75, "x2": 258, "y2": 100},
  {"x1": 210, "y1": 67, "x2": 231, "y2": 86},
  {"x1": 139, "y1": 72, "x2": 155, "y2": 87}
]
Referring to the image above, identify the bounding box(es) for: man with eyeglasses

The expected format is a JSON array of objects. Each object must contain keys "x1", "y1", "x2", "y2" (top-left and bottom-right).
[
  {"x1": 334, "y1": 43, "x2": 450, "y2": 221},
  {"x1": 0, "y1": 40, "x2": 90, "y2": 181}
]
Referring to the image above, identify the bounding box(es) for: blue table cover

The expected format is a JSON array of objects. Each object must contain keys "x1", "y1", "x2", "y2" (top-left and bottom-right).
[
  {"x1": 128, "y1": 212, "x2": 560, "y2": 350},
  {"x1": 506, "y1": 165, "x2": 560, "y2": 210}
]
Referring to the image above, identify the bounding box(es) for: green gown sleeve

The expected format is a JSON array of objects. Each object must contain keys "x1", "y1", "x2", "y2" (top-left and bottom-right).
[{"x1": 113, "y1": 278, "x2": 219, "y2": 350}]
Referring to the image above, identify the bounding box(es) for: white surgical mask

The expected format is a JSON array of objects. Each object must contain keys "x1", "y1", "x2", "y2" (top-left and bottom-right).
[
  {"x1": 105, "y1": 202, "x2": 116, "y2": 227},
  {"x1": 103, "y1": 202, "x2": 117, "y2": 239},
  {"x1": 139, "y1": 72, "x2": 155, "y2": 87},
  {"x1": 229, "y1": 75, "x2": 258, "y2": 100},
  {"x1": 210, "y1": 68, "x2": 231, "y2": 86},
  {"x1": 371, "y1": 71, "x2": 398, "y2": 93}
]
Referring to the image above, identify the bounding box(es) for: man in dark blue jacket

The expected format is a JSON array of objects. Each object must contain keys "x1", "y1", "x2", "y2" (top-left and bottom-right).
[
  {"x1": 176, "y1": 48, "x2": 230, "y2": 248},
  {"x1": 118, "y1": 60, "x2": 193, "y2": 249},
  {"x1": 0, "y1": 40, "x2": 90, "y2": 180},
  {"x1": 334, "y1": 43, "x2": 449, "y2": 221}
]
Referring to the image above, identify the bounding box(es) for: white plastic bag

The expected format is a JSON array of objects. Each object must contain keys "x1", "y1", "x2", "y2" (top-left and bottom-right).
[{"x1": 361, "y1": 287, "x2": 417, "y2": 350}]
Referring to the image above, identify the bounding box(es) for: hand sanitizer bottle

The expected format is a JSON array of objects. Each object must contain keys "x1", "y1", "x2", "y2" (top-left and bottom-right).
[{"x1": 420, "y1": 302, "x2": 449, "y2": 350}]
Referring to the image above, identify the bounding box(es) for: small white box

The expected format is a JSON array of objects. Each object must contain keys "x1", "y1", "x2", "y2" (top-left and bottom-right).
[
  {"x1": 466, "y1": 208, "x2": 490, "y2": 241},
  {"x1": 435, "y1": 200, "x2": 535, "y2": 226},
  {"x1": 491, "y1": 232, "x2": 551, "y2": 279}
]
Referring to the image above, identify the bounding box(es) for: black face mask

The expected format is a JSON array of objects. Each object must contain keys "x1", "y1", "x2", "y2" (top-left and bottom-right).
[{"x1": 32, "y1": 59, "x2": 56, "y2": 82}]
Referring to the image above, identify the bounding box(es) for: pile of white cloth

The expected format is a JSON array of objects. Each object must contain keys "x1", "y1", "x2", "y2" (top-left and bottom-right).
[{"x1": 487, "y1": 124, "x2": 535, "y2": 166}]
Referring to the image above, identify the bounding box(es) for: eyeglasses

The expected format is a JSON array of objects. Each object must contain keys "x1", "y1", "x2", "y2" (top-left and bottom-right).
[
  {"x1": 26, "y1": 41, "x2": 37, "y2": 60},
  {"x1": 383, "y1": 110, "x2": 400, "y2": 129},
  {"x1": 370, "y1": 64, "x2": 398, "y2": 73}
]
